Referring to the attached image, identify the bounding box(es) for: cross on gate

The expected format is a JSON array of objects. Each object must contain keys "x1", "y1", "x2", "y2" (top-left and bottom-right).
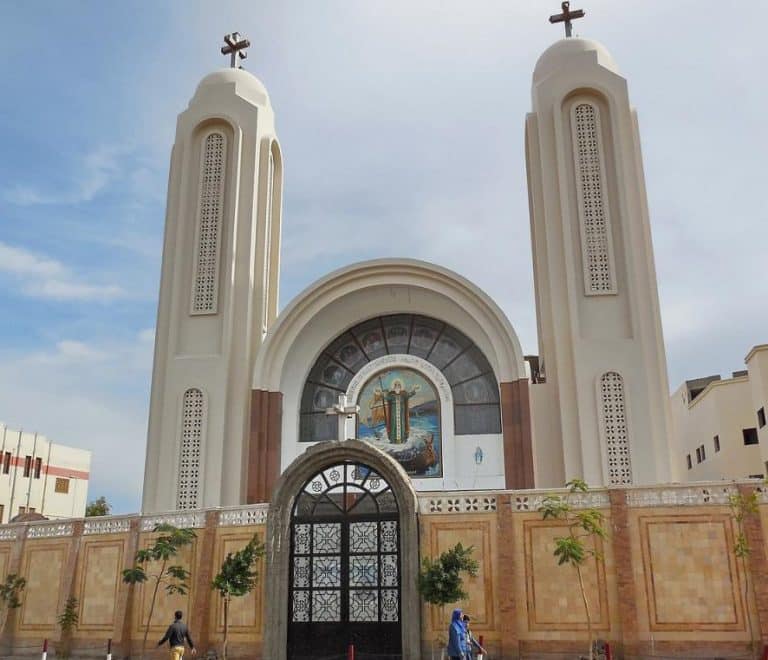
[
  {"x1": 221, "y1": 32, "x2": 251, "y2": 68},
  {"x1": 325, "y1": 394, "x2": 360, "y2": 442},
  {"x1": 549, "y1": 1, "x2": 586, "y2": 38}
]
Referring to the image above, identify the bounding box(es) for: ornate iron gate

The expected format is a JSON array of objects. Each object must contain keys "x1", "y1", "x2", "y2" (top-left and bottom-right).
[{"x1": 288, "y1": 462, "x2": 402, "y2": 660}]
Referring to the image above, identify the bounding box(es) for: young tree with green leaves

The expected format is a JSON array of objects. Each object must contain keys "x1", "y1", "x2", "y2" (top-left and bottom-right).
[
  {"x1": 539, "y1": 479, "x2": 607, "y2": 660},
  {"x1": 85, "y1": 496, "x2": 111, "y2": 517},
  {"x1": 56, "y1": 596, "x2": 79, "y2": 659},
  {"x1": 211, "y1": 533, "x2": 265, "y2": 660},
  {"x1": 122, "y1": 524, "x2": 196, "y2": 660},
  {"x1": 418, "y1": 543, "x2": 479, "y2": 660},
  {"x1": 729, "y1": 487, "x2": 760, "y2": 660},
  {"x1": 0, "y1": 574, "x2": 25, "y2": 639}
]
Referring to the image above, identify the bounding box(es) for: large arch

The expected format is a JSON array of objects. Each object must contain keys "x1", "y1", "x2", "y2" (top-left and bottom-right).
[
  {"x1": 247, "y1": 259, "x2": 533, "y2": 502},
  {"x1": 264, "y1": 439, "x2": 421, "y2": 660},
  {"x1": 253, "y1": 258, "x2": 526, "y2": 391}
]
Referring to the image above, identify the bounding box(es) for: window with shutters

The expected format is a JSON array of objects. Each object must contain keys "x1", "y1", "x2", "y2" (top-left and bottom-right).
[
  {"x1": 190, "y1": 131, "x2": 227, "y2": 315},
  {"x1": 600, "y1": 371, "x2": 632, "y2": 484},
  {"x1": 177, "y1": 388, "x2": 205, "y2": 510},
  {"x1": 571, "y1": 101, "x2": 618, "y2": 296}
]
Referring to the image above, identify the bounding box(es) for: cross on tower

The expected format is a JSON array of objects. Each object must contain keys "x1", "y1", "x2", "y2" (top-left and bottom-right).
[
  {"x1": 549, "y1": 2, "x2": 585, "y2": 38},
  {"x1": 221, "y1": 32, "x2": 251, "y2": 68},
  {"x1": 325, "y1": 394, "x2": 360, "y2": 442}
]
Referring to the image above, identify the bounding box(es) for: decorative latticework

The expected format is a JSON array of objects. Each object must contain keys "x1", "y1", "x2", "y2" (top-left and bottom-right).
[
  {"x1": 191, "y1": 131, "x2": 226, "y2": 314},
  {"x1": 177, "y1": 388, "x2": 204, "y2": 510},
  {"x1": 289, "y1": 461, "x2": 400, "y2": 636},
  {"x1": 572, "y1": 102, "x2": 616, "y2": 295},
  {"x1": 600, "y1": 371, "x2": 632, "y2": 484}
]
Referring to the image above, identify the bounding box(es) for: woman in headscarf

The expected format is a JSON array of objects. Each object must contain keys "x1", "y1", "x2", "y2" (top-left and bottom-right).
[{"x1": 446, "y1": 608, "x2": 466, "y2": 660}]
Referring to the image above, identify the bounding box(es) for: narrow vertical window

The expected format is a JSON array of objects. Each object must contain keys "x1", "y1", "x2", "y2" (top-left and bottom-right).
[
  {"x1": 191, "y1": 131, "x2": 227, "y2": 315},
  {"x1": 177, "y1": 388, "x2": 205, "y2": 510},
  {"x1": 3, "y1": 452, "x2": 10, "y2": 474},
  {"x1": 23, "y1": 455, "x2": 31, "y2": 478},
  {"x1": 600, "y1": 371, "x2": 632, "y2": 484},
  {"x1": 571, "y1": 101, "x2": 617, "y2": 295},
  {"x1": 34, "y1": 457, "x2": 42, "y2": 479}
]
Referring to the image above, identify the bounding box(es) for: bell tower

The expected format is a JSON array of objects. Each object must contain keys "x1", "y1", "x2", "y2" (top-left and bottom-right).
[
  {"x1": 142, "y1": 35, "x2": 283, "y2": 512},
  {"x1": 526, "y1": 31, "x2": 676, "y2": 486}
]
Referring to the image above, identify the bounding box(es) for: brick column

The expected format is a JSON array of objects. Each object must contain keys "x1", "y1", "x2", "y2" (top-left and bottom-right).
[
  {"x1": 608, "y1": 488, "x2": 638, "y2": 658},
  {"x1": 247, "y1": 390, "x2": 283, "y2": 504},
  {"x1": 500, "y1": 380, "x2": 534, "y2": 489},
  {"x1": 57, "y1": 520, "x2": 84, "y2": 650},
  {"x1": 738, "y1": 484, "x2": 768, "y2": 646},
  {"x1": 114, "y1": 518, "x2": 141, "y2": 658},
  {"x1": 497, "y1": 496, "x2": 520, "y2": 660},
  {"x1": 2, "y1": 525, "x2": 28, "y2": 652},
  {"x1": 190, "y1": 511, "x2": 218, "y2": 654}
]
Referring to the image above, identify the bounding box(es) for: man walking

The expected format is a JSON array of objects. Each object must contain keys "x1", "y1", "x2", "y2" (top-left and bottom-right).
[{"x1": 158, "y1": 610, "x2": 196, "y2": 660}]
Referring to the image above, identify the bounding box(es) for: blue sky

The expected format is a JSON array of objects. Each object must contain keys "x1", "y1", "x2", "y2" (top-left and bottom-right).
[{"x1": 0, "y1": 1, "x2": 766, "y2": 514}]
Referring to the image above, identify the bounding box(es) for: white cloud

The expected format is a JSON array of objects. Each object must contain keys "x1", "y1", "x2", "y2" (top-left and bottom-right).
[
  {"x1": 3, "y1": 144, "x2": 130, "y2": 207},
  {"x1": 0, "y1": 240, "x2": 125, "y2": 302},
  {"x1": 0, "y1": 329, "x2": 155, "y2": 513}
]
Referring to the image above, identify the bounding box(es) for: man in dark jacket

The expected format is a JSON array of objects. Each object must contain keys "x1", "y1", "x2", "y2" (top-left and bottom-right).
[{"x1": 158, "y1": 610, "x2": 197, "y2": 660}]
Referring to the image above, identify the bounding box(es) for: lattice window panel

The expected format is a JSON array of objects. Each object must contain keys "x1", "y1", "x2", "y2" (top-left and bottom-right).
[
  {"x1": 600, "y1": 372, "x2": 632, "y2": 484},
  {"x1": 191, "y1": 131, "x2": 227, "y2": 314},
  {"x1": 572, "y1": 102, "x2": 617, "y2": 295},
  {"x1": 177, "y1": 388, "x2": 204, "y2": 509}
]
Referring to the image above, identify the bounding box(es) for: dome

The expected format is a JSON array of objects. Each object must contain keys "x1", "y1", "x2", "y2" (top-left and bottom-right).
[
  {"x1": 533, "y1": 37, "x2": 619, "y2": 83},
  {"x1": 192, "y1": 67, "x2": 270, "y2": 106}
]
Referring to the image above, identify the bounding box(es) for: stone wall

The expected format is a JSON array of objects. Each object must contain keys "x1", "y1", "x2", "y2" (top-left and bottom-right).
[{"x1": 0, "y1": 483, "x2": 766, "y2": 659}]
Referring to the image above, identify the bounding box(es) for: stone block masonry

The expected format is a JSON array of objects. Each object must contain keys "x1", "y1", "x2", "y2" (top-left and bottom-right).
[{"x1": 0, "y1": 483, "x2": 766, "y2": 659}]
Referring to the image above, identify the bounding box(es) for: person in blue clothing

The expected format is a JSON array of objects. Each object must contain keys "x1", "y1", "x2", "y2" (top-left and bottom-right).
[{"x1": 447, "y1": 608, "x2": 467, "y2": 660}]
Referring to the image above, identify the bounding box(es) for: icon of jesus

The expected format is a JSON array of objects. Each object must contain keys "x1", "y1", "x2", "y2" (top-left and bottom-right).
[{"x1": 372, "y1": 379, "x2": 420, "y2": 444}]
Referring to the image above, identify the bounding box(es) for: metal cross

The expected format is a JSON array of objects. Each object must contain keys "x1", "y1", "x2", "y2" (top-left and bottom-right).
[
  {"x1": 549, "y1": 2, "x2": 585, "y2": 38},
  {"x1": 325, "y1": 394, "x2": 360, "y2": 442},
  {"x1": 221, "y1": 32, "x2": 251, "y2": 68}
]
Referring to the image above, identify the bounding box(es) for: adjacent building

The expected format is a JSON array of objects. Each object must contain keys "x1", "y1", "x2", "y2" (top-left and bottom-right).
[
  {"x1": 0, "y1": 425, "x2": 91, "y2": 522},
  {"x1": 672, "y1": 344, "x2": 768, "y2": 481}
]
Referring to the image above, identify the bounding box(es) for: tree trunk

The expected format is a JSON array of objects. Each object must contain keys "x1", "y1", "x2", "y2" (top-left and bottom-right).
[
  {"x1": 222, "y1": 596, "x2": 229, "y2": 660},
  {"x1": 576, "y1": 564, "x2": 593, "y2": 660},
  {"x1": 743, "y1": 556, "x2": 757, "y2": 660},
  {"x1": 143, "y1": 561, "x2": 166, "y2": 660}
]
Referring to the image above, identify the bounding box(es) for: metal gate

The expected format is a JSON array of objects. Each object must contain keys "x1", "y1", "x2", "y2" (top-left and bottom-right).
[{"x1": 288, "y1": 461, "x2": 402, "y2": 660}]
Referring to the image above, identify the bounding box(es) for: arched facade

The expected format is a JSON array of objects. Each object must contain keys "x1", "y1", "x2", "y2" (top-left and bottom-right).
[
  {"x1": 246, "y1": 259, "x2": 533, "y2": 502},
  {"x1": 264, "y1": 439, "x2": 421, "y2": 660}
]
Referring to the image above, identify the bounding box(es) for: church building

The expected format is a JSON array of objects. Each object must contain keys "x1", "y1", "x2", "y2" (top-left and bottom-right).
[{"x1": 141, "y1": 25, "x2": 677, "y2": 514}]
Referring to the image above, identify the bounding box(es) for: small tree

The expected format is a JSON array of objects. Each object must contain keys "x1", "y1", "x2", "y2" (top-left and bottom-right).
[
  {"x1": 0, "y1": 574, "x2": 25, "y2": 638},
  {"x1": 418, "y1": 543, "x2": 479, "y2": 659},
  {"x1": 56, "y1": 596, "x2": 79, "y2": 659},
  {"x1": 539, "y1": 479, "x2": 607, "y2": 660},
  {"x1": 211, "y1": 534, "x2": 265, "y2": 660},
  {"x1": 729, "y1": 488, "x2": 760, "y2": 660},
  {"x1": 85, "y1": 496, "x2": 111, "y2": 517},
  {"x1": 122, "y1": 523, "x2": 196, "y2": 660}
]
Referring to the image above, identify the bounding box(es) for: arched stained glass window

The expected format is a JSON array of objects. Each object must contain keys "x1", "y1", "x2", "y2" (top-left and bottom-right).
[{"x1": 299, "y1": 314, "x2": 501, "y2": 442}]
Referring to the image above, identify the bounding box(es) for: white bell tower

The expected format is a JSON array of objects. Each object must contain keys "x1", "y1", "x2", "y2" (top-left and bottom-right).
[
  {"x1": 143, "y1": 37, "x2": 283, "y2": 512},
  {"x1": 526, "y1": 35, "x2": 676, "y2": 486}
]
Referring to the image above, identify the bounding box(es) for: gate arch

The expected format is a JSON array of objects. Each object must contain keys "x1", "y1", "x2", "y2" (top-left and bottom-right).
[{"x1": 265, "y1": 440, "x2": 420, "y2": 660}]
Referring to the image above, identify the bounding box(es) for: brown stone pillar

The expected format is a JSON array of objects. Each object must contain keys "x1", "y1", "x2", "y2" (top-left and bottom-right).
[
  {"x1": 247, "y1": 390, "x2": 283, "y2": 504},
  {"x1": 500, "y1": 379, "x2": 534, "y2": 489},
  {"x1": 738, "y1": 484, "x2": 768, "y2": 646},
  {"x1": 115, "y1": 518, "x2": 141, "y2": 658},
  {"x1": 190, "y1": 511, "x2": 218, "y2": 654},
  {"x1": 608, "y1": 488, "x2": 638, "y2": 658},
  {"x1": 497, "y1": 496, "x2": 520, "y2": 660},
  {"x1": 2, "y1": 524, "x2": 27, "y2": 651},
  {"x1": 57, "y1": 520, "x2": 84, "y2": 652}
]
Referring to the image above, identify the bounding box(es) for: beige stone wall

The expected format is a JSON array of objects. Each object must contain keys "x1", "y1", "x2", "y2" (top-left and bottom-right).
[{"x1": 1, "y1": 485, "x2": 768, "y2": 658}]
